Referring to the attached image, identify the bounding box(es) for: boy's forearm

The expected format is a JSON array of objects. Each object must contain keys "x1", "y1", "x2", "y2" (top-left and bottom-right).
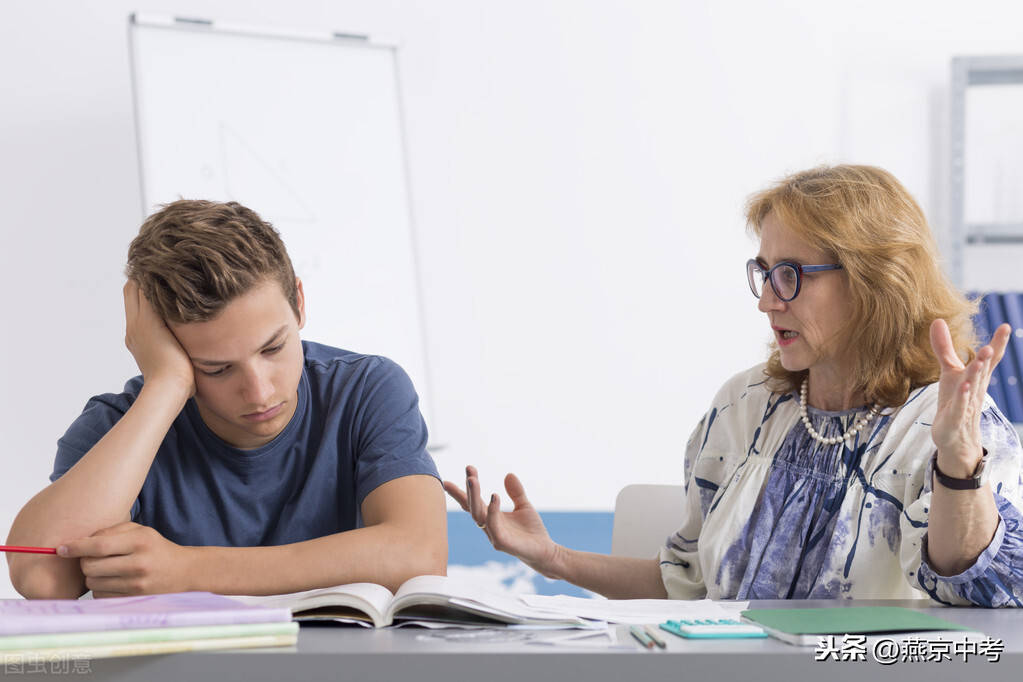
[
  {"x1": 188, "y1": 523, "x2": 448, "y2": 595},
  {"x1": 7, "y1": 379, "x2": 189, "y2": 598},
  {"x1": 12, "y1": 379, "x2": 188, "y2": 543}
]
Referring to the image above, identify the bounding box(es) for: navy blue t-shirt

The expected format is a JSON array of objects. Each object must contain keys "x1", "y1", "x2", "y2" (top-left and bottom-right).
[{"x1": 51, "y1": 341, "x2": 439, "y2": 547}]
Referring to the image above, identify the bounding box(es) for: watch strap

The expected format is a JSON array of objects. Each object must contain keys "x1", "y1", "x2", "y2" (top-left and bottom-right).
[{"x1": 931, "y1": 450, "x2": 987, "y2": 490}]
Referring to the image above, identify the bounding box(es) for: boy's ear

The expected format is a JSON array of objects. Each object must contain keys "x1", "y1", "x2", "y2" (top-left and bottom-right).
[{"x1": 295, "y1": 277, "x2": 306, "y2": 330}]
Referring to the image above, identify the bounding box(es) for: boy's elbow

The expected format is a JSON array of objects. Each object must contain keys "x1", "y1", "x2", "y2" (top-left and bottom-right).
[
  {"x1": 384, "y1": 533, "x2": 447, "y2": 590},
  {"x1": 422, "y1": 537, "x2": 448, "y2": 577},
  {"x1": 9, "y1": 556, "x2": 86, "y2": 600},
  {"x1": 415, "y1": 527, "x2": 448, "y2": 576}
]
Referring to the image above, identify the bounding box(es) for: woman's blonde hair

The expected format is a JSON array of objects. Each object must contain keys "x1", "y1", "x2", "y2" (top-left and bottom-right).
[{"x1": 745, "y1": 164, "x2": 977, "y2": 408}]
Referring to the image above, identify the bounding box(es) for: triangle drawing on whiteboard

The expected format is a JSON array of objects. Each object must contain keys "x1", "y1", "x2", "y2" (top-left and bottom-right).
[{"x1": 218, "y1": 121, "x2": 316, "y2": 223}]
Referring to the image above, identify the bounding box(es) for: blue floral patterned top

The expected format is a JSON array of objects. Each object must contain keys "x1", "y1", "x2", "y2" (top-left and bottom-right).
[{"x1": 659, "y1": 364, "x2": 1023, "y2": 607}]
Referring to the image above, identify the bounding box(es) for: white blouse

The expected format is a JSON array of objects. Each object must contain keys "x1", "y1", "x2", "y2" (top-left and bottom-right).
[{"x1": 659, "y1": 364, "x2": 1023, "y2": 606}]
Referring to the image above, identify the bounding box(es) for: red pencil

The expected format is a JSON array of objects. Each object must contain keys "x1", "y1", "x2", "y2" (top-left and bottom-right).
[{"x1": 0, "y1": 545, "x2": 57, "y2": 555}]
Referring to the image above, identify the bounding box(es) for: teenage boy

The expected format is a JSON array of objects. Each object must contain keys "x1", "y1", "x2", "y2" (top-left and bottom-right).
[{"x1": 7, "y1": 200, "x2": 446, "y2": 599}]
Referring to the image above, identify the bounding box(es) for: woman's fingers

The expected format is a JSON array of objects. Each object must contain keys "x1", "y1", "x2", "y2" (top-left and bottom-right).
[
  {"x1": 992, "y1": 323, "x2": 1011, "y2": 363},
  {"x1": 441, "y1": 481, "x2": 470, "y2": 511},
  {"x1": 485, "y1": 493, "x2": 502, "y2": 545},
  {"x1": 971, "y1": 354, "x2": 990, "y2": 408},
  {"x1": 465, "y1": 466, "x2": 489, "y2": 527},
  {"x1": 979, "y1": 324, "x2": 1010, "y2": 392},
  {"x1": 953, "y1": 378, "x2": 973, "y2": 427},
  {"x1": 447, "y1": 468, "x2": 542, "y2": 557},
  {"x1": 929, "y1": 319, "x2": 964, "y2": 371},
  {"x1": 503, "y1": 473, "x2": 532, "y2": 509}
]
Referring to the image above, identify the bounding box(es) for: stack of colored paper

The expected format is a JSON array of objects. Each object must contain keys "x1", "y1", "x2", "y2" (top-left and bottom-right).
[{"x1": 0, "y1": 592, "x2": 297, "y2": 662}]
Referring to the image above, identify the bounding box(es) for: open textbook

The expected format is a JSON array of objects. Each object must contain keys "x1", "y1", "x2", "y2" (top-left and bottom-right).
[{"x1": 231, "y1": 575, "x2": 592, "y2": 628}]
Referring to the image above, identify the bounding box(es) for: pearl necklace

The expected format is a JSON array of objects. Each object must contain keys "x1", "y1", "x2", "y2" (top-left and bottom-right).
[{"x1": 799, "y1": 378, "x2": 880, "y2": 446}]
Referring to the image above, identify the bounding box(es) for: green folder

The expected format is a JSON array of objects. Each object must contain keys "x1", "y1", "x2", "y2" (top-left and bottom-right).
[{"x1": 740, "y1": 607, "x2": 973, "y2": 646}]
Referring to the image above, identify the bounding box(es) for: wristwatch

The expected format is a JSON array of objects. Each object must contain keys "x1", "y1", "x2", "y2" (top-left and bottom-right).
[{"x1": 931, "y1": 449, "x2": 988, "y2": 490}]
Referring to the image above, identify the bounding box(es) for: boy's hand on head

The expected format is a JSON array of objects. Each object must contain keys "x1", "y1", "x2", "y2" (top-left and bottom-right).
[
  {"x1": 57, "y1": 522, "x2": 198, "y2": 598},
  {"x1": 123, "y1": 281, "x2": 195, "y2": 398}
]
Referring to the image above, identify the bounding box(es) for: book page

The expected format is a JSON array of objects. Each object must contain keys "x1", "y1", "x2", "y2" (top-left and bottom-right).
[
  {"x1": 391, "y1": 575, "x2": 533, "y2": 617},
  {"x1": 233, "y1": 583, "x2": 395, "y2": 627},
  {"x1": 388, "y1": 576, "x2": 587, "y2": 626}
]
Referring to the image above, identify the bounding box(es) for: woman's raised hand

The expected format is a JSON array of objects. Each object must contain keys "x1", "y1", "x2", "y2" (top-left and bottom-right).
[
  {"x1": 443, "y1": 466, "x2": 561, "y2": 577},
  {"x1": 929, "y1": 318, "x2": 1011, "y2": 477}
]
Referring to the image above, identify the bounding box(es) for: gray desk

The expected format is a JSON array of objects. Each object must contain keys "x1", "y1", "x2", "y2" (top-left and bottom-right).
[{"x1": 26, "y1": 600, "x2": 1023, "y2": 681}]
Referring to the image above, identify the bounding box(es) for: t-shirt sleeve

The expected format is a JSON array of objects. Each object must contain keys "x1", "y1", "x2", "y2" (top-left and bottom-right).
[
  {"x1": 52, "y1": 391, "x2": 142, "y2": 520},
  {"x1": 351, "y1": 358, "x2": 439, "y2": 508}
]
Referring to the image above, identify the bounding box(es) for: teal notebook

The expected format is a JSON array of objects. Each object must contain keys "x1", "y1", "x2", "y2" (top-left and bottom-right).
[{"x1": 740, "y1": 607, "x2": 975, "y2": 646}]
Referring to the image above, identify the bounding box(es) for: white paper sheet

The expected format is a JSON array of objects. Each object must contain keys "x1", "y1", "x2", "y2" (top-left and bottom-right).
[{"x1": 519, "y1": 595, "x2": 750, "y2": 625}]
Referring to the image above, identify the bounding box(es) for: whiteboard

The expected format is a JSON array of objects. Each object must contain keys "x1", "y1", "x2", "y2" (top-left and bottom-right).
[{"x1": 129, "y1": 15, "x2": 436, "y2": 435}]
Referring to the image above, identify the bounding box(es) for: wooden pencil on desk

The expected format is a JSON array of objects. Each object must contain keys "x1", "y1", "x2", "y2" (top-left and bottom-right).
[
  {"x1": 628, "y1": 625, "x2": 654, "y2": 649},
  {"x1": 644, "y1": 625, "x2": 667, "y2": 649}
]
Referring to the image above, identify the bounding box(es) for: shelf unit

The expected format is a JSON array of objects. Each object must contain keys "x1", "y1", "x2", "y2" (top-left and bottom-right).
[
  {"x1": 948, "y1": 55, "x2": 1023, "y2": 287},
  {"x1": 950, "y1": 57, "x2": 1023, "y2": 432}
]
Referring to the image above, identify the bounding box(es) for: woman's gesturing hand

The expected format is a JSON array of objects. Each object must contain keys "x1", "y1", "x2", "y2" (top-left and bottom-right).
[
  {"x1": 929, "y1": 318, "x2": 1010, "y2": 477},
  {"x1": 443, "y1": 466, "x2": 562, "y2": 578}
]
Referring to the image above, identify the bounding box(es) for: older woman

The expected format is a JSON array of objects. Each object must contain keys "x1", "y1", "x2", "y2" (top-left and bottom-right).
[{"x1": 445, "y1": 165, "x2": 1023, "y2": 606}]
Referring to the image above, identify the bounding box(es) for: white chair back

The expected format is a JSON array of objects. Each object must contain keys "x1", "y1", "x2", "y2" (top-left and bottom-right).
[{"x1": 610, "y1": 484, "x2": 686, "y2": 558}]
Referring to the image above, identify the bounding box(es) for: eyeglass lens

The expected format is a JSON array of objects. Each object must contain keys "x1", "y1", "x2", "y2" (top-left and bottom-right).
[{"x1": 748, "y1": 261, "x2": 799, "y2": 301}]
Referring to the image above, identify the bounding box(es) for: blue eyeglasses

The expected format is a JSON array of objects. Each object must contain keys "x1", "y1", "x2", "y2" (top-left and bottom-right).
[{"x1": 746, "y1": 258, "x2": 843, "y2": 302}]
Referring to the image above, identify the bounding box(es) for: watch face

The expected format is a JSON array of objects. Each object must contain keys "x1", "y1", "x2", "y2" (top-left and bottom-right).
[{"x1": 973, "y1": 456, "x2": 988, "y2": 485}]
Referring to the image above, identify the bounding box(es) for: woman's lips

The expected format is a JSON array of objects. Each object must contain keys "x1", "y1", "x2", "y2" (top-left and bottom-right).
[{"x1": 775, "y1": 328, "x2": 799, "y2": 347}]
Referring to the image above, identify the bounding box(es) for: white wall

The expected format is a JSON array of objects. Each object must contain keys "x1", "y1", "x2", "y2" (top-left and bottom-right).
[{"x1": 2, "y1": 0, "x2": 1022, "y2": 598}]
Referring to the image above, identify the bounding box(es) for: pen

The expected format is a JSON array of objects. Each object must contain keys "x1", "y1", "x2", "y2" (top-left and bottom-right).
[
  {"x1": 0, "y1": 545, "x2": 57, "y2": 555},
  {"x1": 644, "y1": 625, "x2": 667, "y2": 649},
  {"x1": 628, "y1": 625, "x2": 654, "y2": 649}
]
